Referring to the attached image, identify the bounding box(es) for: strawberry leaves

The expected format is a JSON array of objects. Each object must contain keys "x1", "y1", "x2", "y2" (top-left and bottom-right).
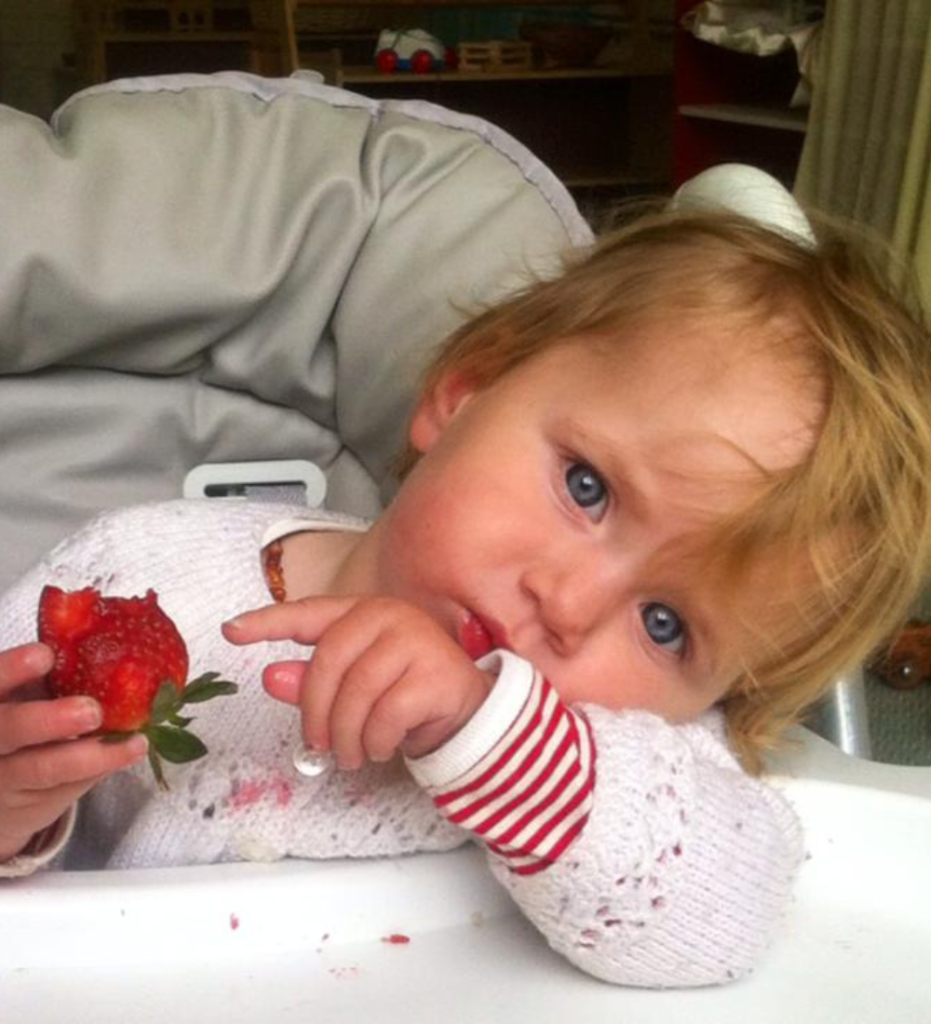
[
  {"x1": 102, "y1": 673, "x2": 238, "y2": 790},
  {"x1": 179, "y1": 673, "x2": 239, "y2": 705}
]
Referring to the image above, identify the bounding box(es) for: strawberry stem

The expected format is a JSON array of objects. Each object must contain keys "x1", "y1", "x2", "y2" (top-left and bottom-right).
[
  {"x1": 147, "y1": 742, "x2": 168, "y2": 790},
  {"x1": 121, "y1": 676, "x2": 239, "y2": 790}
]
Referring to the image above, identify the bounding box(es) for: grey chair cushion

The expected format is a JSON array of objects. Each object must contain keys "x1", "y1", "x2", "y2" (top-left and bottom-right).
[{"x1": 0, "y1": 72, "x2": 590, "y2": 590}]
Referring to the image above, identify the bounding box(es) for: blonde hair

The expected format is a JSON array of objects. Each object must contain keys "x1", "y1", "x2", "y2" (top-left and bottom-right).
[{"x1": 398, "y1": 208, "x2": 931, "y2": 771}]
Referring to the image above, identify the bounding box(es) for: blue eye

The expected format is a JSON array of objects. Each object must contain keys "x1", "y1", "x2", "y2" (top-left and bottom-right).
[
  {"x1": 642, "y1": 602, "x2": 686, "y2": 655},
  {"x1": 565, "y1": 462, "x2": 608, "y2": 519}
]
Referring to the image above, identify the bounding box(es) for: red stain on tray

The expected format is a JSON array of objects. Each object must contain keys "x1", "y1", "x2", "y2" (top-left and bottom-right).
[
  {"x1": 382, "y1": 933, "x2": 411, "y2": 944},
  {"x1": 231, "y1": 774, "x2": 293, "y2": 810},
  {"x1": 230, "y1": 913, "x2": 240, "y2": 931}
]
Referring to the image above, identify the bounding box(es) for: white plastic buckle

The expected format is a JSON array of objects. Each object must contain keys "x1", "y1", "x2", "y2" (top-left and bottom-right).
[{"x1": 182, "y1": 460, "x2": 327, "y2": 507}]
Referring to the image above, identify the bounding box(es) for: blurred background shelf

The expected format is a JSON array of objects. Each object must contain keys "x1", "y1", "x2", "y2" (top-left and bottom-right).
[
  {"x1": 678, "y1": 101, "x2": 808, "y2": 133},
  {"x1": 671, "y1": 0, "x2": 810, "y2": 186},
  {"x1": 70, "y1": 1, "x2": 676, "y2": 212},
  {"x1": 339, "y1": 61, "x2": 669, "y2": 83}
]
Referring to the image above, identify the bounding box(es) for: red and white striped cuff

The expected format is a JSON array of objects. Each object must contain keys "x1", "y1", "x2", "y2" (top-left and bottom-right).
[{"x1": 407, "y1": 650, "x2": 595, "y2": 875}]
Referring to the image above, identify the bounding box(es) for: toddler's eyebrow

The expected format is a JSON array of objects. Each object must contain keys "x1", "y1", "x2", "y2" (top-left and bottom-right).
[
  {"x1": 560, "y1": 422, "x2": 653, "y2": 523},
  {"x1": 570, "y1": 419, "x2": 771, "y2": 525}
]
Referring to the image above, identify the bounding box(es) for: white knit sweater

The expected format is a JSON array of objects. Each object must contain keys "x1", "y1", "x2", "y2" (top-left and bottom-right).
[{"x1": 0, "y1": 499, "x2": 803, "y2": 987}]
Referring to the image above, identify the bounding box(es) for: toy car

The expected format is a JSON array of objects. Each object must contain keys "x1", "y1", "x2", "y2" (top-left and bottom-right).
[{"x1": 375, "y1": 28, "x2": 455, "y2": 74}]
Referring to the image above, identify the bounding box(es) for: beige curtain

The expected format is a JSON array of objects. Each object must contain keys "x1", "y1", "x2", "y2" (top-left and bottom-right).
[{"x1": 795, "y1": 0, "x2": 931, "y2": 308}]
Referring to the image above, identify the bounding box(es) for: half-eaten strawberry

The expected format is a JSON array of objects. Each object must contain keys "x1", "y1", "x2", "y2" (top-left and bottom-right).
[{"x1": 38, "y1": 585, "x2": 237, "y2": 789}]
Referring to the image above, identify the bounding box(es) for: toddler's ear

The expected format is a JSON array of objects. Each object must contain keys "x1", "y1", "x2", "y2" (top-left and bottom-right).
[{"x1": 409, "y1": 370, "x2": 476, "y2": 453}]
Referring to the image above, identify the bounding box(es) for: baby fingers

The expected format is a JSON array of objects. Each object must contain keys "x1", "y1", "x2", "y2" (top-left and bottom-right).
[
  {"x1": 0, "y1": 642, "x2": 54, "y2": 699},
  {"x1": 0, "y1": 732, "x2": 148, "y2": 795},
  {"x1": 0, "y1": 734, "x2": 148, "y2": 862},
  {"x1": 222, "y1": 596, "x2": 360, "y2": 647},
  {"x1": 262, "y1": 661, "x2": 306, "y2": 705},
  {"x1": 0, "y1": 696, "x2": 102, "y2": 756},
  {"x1": 321, "y1": 637, "x2": 419, "y2": 768}
]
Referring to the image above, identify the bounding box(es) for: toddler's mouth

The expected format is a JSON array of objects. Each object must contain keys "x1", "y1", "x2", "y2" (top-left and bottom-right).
[{"x1": 459, "y1": 611, "x2": 497, "y2": 660}]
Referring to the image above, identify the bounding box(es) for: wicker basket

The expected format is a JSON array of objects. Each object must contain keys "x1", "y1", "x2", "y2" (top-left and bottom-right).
[{"x1": 457, "y1": 40, "x2": 533, "y2": 73}]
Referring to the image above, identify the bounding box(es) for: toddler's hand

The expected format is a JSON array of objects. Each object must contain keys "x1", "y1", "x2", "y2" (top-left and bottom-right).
[
  {"x1": 0, "y1": 642, "x2": 148, "y2": 863},
  {"x1": 223, "y1": 597, "x2": 493, "y2": 768}
]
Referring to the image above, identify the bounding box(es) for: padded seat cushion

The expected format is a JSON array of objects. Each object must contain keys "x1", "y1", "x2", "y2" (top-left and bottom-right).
[{"x1": 0, "y1": 72, "x2": 590, "y2": 589}]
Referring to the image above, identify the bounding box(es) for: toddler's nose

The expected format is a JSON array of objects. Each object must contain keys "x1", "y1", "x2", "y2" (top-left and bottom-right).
[{"x1": 520, "y1": 550, "x2": 619, "y2": 653}]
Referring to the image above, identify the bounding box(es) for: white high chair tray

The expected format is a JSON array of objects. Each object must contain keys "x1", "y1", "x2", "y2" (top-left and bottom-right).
[{"x1": 3, "y1": 730, "x2": 929, "y2": 1024}]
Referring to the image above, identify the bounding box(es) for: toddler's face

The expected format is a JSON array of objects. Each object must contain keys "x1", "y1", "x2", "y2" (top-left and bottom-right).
[{"x1": 370, "y1": 325, "x2": 819, "y2": 721}]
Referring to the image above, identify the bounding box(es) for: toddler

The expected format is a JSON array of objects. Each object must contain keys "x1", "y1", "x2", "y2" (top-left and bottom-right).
[{"x1": 1, "y1": 206, "x2": 930, "y2": 989}]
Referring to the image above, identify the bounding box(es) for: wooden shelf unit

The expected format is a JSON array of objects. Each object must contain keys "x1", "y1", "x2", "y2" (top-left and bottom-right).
[
  {"x1": 341, "y1": 65, "x2": 672, "y2": 190},
  {"x1": 71, "y1": 1, "x2": 675, "y2": 197},
  {"x1": 72, "y1": 2, "x2": 258, "y2": 82},
  {"x1": 677, "y1": 102, "x2": 808, "y2": 134},
  {"x1": 339, "y1": 61, "x2": 669, "y2": 85},
  {"x1": 289, "y1": 0, "x2": 673, "y2": 196},
  {"x1": 672, "y1": 0, "x2": 812, "y2": 187}
]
